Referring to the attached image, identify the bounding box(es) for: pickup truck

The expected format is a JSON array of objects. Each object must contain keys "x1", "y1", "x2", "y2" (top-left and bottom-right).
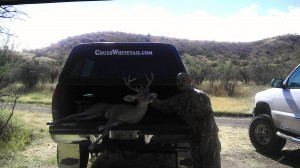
[
  {"x1": 47, "y1": 42, "x2": 190, "y2": 167},
  {"x1": 249, "y1": 64, "x2": 300, "y2": 154}
]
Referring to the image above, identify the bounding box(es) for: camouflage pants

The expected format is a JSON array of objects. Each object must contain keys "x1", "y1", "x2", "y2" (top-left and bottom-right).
[{"x1": 189, "y1": 134, "x2": 221, "y2": 168}]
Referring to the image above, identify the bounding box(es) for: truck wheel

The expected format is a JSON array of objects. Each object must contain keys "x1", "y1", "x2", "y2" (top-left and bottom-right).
[
  {"x1": 249, "y1": 115, "x2": 286, "y2": 154},
  {"x1": 57, "y1": 143, "x2": 89, "y2": 168}
]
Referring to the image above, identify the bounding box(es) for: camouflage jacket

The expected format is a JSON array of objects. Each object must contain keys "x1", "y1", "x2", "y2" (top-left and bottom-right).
[{"x1": 151, "y1": 87, "x2": 219, "y2": 139}]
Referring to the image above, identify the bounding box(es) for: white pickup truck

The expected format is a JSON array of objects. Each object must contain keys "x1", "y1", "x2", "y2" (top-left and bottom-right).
[{"x1": 249, "y1": 64, "x2": 300, "y2": 154}]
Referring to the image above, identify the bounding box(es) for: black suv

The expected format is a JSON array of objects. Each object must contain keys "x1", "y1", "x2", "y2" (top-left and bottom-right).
[{"x1": 48, "y1": 42, "x2": 190, "y2": 167}]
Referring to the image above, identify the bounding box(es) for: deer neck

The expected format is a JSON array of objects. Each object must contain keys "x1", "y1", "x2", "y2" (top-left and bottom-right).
[
  {"x1": 136, "y1": 101, "x2": 149, "y2": 109},
  {"x1": 133, "y1": 101, "x2": 148, "y2": 115}
]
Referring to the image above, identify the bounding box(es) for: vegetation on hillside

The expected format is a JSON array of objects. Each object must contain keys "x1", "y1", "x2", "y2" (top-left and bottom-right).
[
  {"x1": 3, "y1": 32, "x2": 300, "y2": 96},
  {"x1": 32, "y1": 32, "x2": 300, "y2": 66}
]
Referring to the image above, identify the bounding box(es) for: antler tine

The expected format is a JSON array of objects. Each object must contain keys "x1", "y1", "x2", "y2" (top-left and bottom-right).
[
  {"x1": 145, "y1": 73, "x2": 154, "y2": 89},
  {"x1": 123, "y1": 75, "x2": 139, "y2": 92}
]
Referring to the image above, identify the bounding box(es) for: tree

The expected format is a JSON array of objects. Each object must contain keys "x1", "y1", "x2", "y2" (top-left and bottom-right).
[
  {"x1": 218, "y1": 63, "x2": 239, "y2": 96},
  {"x1": 0, "y1": 5, "x2": 26, "y2": 35},
  {"x1": 17, "y1": 60, "x2": 39, "y2": 89},
  {"x1": 182, "y1": 54, "x2": 209, "y2": 85},
  {"x1": 239, "y1": 67, "x2": 250, "y2": 84},
  {"x1": 0, "y1": 34, "x2": 22, "y2": 137},
  {"x1": 14, "y1": 56, "x2": 61, "y2": 89},
  {"x1": 0, "y1": 5, "x2": 25, "y2": 137}
]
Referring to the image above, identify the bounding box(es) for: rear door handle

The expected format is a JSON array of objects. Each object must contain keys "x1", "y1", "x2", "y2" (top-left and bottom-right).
[{"x1": 83, "y1": 93, "x2": 94, "y2": 98}]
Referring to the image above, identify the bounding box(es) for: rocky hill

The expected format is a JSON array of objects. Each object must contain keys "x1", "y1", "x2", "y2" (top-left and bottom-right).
[{"x1": 31, "y1": 31, "x2": 300, "y2": 68}]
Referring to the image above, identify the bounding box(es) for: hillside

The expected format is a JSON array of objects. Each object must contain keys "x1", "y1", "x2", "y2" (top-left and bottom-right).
[{"x1": 32, "y1": 31, "x2": 300, "y2": 68}]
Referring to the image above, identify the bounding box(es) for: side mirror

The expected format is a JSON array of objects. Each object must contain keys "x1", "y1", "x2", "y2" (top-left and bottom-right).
[{"x1": 271, "y1": 79, "x2": 283, "y2": 88}]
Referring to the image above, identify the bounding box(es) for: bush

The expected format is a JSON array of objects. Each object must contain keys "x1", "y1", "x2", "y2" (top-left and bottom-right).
[
  {"x1": 198, "y1": 81, "x2": 228, "y2": 97},
  {"x1": 0, "y1": 113, "x2": 32, "y2": 159},
  {"x1": 15, "y1": 56, "x2": 61, "y2": 89}
]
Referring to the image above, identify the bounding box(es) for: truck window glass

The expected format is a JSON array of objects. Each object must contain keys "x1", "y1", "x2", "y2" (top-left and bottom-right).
[
  {"x1": 80, "y1": 59, "x2": 95, "y2": 77},
  {"x1": 63, "y1": 46, "x2": 182, "y2": 84},
  {"x1": 287, "y1": 67, "x2": 300, "y2": 88}
]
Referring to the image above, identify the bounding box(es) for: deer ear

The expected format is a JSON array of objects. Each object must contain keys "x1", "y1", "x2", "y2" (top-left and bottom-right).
[
  {"x1": 123, "y1": 95, "x2": 137, "y2": 102},
  {"x1": 149, "y1": 93, "x2": 158, "y2": 102},
  {"x1": 150, "y1": 93, "x2": 158, "y2": 99}
]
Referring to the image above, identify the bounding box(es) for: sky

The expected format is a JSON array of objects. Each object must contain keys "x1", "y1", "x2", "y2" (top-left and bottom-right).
[{"x1": 3, "y1": 0, "x2": 300, "y2": 50}]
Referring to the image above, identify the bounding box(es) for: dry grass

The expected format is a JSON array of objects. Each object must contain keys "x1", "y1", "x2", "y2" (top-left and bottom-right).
[
  {"x1": 211, "y1": 96, "x2": 253, "y2": 114},
  {"x1": 0, "y1": 111, "x2": 56, "y2": 168},
  {"x1": 17, "y1": 92, "x2": 52, "y2": 105},
  {"x1": 199, "y1": 83, "x2": 270, "y2": 114},
  {"x1": 17, "y1": 84, "x2": 54, "y2": 105}
]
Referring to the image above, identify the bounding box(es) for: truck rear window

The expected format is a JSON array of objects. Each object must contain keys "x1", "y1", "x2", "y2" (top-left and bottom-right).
[{"x1": 60, "y1": 43, "x2": 185, "y2": 85}]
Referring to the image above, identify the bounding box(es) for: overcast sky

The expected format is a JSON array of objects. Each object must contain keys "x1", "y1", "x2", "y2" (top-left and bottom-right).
[{"x1": 4, "y1": 0, "x2": 300, "y2": 50}]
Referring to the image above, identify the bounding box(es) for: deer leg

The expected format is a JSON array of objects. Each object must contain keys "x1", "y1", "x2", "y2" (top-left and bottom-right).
[
  {"x1": 88, "y1": 133, "x2": 104, "y2": 151},
  {"x1": 88, "y1": 128, "x2": 110, "y2": 151},
  {"x1": 52, "y1": 113, "x2": 97, "y2": 124},
  {"x1": 89, "y1": 120, "x2": 124, "y2": 151},
  {"x1": 97, "y1": 120, "x2": 124, "y2": 131}
]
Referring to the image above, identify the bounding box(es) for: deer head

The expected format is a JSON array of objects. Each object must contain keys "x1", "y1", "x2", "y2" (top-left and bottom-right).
[{"x1": 123, "y1": 73, "x2": 157, "y2": 105}]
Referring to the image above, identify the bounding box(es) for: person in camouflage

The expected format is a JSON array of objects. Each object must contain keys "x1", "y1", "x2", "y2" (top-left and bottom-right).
[{"x1": 150, "y1": 72, "x2": 221, "y2": 168}]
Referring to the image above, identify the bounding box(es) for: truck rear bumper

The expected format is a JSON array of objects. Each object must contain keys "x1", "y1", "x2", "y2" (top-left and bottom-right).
[
  {"x1": 50, "y1": 133, "x2": 189, "y2": 145},
  {"x1": 51, "y1": 134, "x2": 90, "y2": 144},
  {"x1": 48, "y1": 121, "x2": 190, "y2": 144}
]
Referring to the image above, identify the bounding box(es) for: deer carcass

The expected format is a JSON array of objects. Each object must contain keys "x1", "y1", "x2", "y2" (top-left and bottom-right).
[
  {"x1": 55, "y1": 74, "x2": 157, "y2": 150},
  {"x1": 89, "y1": 74, "x2": 157, "y2": 150}
]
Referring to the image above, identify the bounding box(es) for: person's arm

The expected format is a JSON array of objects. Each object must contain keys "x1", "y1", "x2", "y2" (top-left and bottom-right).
[
  {"x1": 150, "y1": 95, "x2": 180, "y2": 114},
  {"x1": 190, "y1": 92, "x2": 213, "y2": 117},
  {"x1": 187, "y1": 91, "x2": 218, "y2": 135}
]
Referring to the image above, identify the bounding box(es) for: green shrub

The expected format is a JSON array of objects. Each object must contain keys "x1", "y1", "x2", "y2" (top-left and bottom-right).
[{"x1": 0, "y1": 113, "x2": 33, "y2": 159}]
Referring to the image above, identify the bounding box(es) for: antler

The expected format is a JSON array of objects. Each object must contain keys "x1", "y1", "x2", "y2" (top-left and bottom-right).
[
  {"x1": 124, "y1": 73, "x2": 154, "y2": 92},
  {"x1": 145, "y1": 73, "x2": 154, "y2": 89},
  {"x1": 123, "y1": 75, "x2": 139, "y2": 92}
]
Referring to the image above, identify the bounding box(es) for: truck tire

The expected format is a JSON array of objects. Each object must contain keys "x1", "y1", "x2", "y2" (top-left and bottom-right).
[
  {"x1": 57, "y1": 143, "x2": 89, "y2": 168},
  {"x1": 249, "y1": 115, "x2": 286, "y2": 154}
]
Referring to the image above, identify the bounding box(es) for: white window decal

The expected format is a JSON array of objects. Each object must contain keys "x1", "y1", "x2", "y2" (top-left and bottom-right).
[{"x1": 95, "y1": 49, "x2": 153, "y2": 56}]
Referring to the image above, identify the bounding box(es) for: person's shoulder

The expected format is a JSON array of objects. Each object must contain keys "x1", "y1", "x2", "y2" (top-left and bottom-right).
[
  {"x1": 192, "y1": 88, "x2": 211, "y2": 102},
  {"x1": 193, "y1": 88, "x2": 206, "y2": 95},
  {"x1": 193, "y1": 88, "x2": 203, "y2": 93}
]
